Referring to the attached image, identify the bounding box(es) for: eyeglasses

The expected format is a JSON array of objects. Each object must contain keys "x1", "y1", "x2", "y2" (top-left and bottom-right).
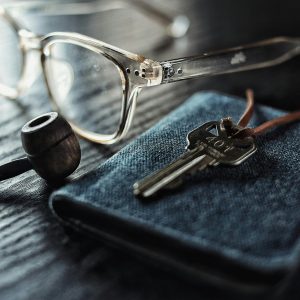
[{"x1": 1, "y1": 2, "x2": 299, "y2": 144}]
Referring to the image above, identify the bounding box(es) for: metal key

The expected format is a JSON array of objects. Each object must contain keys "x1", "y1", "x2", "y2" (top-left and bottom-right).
[{"x1": 133, "y1": 120, "x2": 257, "y2": 198}]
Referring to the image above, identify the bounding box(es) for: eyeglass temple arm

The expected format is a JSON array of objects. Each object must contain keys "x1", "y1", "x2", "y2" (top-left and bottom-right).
[
  {"x1": 127, "y1": 0, "x2": 190, "y2": 38},
  {"x1": 159, "y1": 37, "x2": 300, "y2": 84},
  {"x1": 4, "y1": 0, "x2": 189, "y2": 38}
]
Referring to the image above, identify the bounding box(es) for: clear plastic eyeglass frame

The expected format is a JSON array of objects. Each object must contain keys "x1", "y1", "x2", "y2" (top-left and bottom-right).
[{"x1": 0, "y1": 1, "x2": 299, "y2": 144}]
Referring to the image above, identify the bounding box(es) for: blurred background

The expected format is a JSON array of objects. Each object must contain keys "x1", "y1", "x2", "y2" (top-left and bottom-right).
[{"x1": 0, "y1": 1, "x2": 299, "y2": 299}]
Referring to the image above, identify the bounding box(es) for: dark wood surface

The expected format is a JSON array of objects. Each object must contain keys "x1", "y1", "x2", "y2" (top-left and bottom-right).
[{"x1": 0, "y1": 1, "x2": 299, "y2": 299}]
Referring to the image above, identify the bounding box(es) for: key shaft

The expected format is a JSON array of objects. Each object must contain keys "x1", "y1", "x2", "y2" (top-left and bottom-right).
[{"x1": 133, "y1": 148, "x2": 215, "y2": 198}]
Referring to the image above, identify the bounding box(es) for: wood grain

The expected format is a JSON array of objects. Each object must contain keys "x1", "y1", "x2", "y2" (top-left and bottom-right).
[{"x1": 0, "y1": 0, "x2": 299, "y2": 299}]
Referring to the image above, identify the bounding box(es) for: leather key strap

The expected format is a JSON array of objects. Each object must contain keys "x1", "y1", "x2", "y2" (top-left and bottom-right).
[{"x1": 236, "y1": 89, "x2": 300, "y2": 138}]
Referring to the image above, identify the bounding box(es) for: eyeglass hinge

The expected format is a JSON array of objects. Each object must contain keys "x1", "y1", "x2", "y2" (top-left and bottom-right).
[
  {"x1": 139, "y1": 59, "x2": 163, "y2": 86},
  {"x1": 19, "y1": 30, "x2": 42, "y2": 51}
]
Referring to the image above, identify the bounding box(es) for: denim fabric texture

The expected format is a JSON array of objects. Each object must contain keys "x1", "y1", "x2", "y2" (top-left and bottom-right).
[{"x1": 50, "y1": 92, "x2": 300, "y2": 276}]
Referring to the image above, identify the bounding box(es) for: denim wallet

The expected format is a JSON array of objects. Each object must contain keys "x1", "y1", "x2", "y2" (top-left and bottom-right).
[{"x1": 50, "y1": 92, "x2": 300, "y2": 294}]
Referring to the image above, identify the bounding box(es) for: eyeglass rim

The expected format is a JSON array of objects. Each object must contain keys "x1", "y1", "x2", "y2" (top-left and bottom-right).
[
  {"x1": 0, "y1": 8, "x2": 27, "y2": 99},
  {"x1": 41, "y1": 37, "x2": 128, "y2": 144},
  {"x1": 40, "y1": 32, "x2": 156, "y2": 144}
]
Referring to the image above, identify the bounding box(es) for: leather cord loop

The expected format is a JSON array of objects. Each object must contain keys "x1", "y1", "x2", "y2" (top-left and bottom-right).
[
  {"x1": 238, "y1": 89, "x2": 255, "y2": 128},
  {"x1": 234, "y1": 89, "x2": 300, "y2": 138}
]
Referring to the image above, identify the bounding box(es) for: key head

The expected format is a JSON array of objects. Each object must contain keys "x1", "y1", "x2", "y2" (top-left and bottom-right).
[{"x1": 186, "y1": 120, "x2": 256, "y2": 165}]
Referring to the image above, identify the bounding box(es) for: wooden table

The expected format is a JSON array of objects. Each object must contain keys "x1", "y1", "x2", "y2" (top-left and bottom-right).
[{"x1": 0, "y1": 1, "x2": 299, "y2": 299}]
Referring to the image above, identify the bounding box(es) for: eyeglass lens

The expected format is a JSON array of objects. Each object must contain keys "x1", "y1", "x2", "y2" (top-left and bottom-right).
[
  {"x1": 0, "y1": 15, "x2": 22, "y2": 90},
  {"x1": 44, "y1": 42, "x2": 124, "y2": 136}
]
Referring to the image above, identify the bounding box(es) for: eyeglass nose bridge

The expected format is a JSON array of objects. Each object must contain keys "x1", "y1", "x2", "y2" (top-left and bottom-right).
[{"x1": 15, "y1": 29, "x2": 43, "y2": 96}]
